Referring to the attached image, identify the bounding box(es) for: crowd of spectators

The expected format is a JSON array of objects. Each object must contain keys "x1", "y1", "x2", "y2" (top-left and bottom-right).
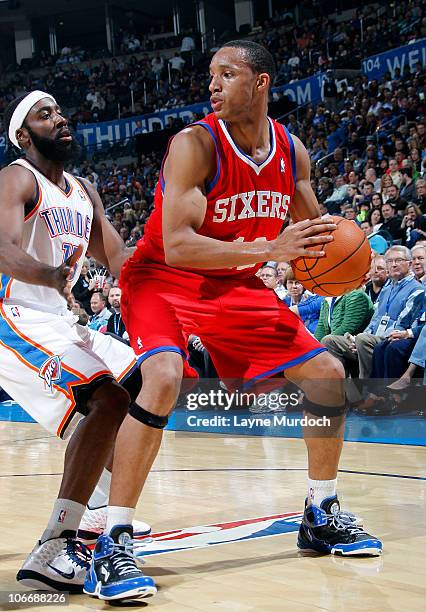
[
  {"x1": 0, "y1": 1, "x2": 425, "y2": 413},
  {"x1": 0, "y1": 0, "x2": 425, "y2": 129}
]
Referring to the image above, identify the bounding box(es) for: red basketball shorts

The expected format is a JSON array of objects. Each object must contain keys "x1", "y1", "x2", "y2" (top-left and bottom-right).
[{"x1": 120, "y1": 260, "x2": 326, "y2": 386}]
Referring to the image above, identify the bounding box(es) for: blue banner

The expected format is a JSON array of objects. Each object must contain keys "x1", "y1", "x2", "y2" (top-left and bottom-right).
[
  {"x1": 76, "y1": 74, "x2": 324, "y2": 149},
  {"x1": 76, "y1": 102, "x2": 211, "y2": 148},
  {"x1": 362, "y1": 38, "x2": 426, "y2": 81},
  {"x1": 273, "y1": 73, "x2": 324, "y2": 106},
  {"x1": 0, "y1": 73, "x2": 325, "y2": 163}
]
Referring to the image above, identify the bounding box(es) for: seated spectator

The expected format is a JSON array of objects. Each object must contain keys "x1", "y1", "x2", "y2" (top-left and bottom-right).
[
  {"x1": 367, "y1": 207, "x2": 384, "y2": 232},
  {"x1": 68, "y1": 295, "x2": 89, "y2": 326},
  {"x1": 359, "y1": 180, "x2": 375, "y2": 205},
  {"x1": 380, "y1": 174, "x2": 394, "y2": 203},
  {"x1": 399, "y1": 166, "x2": 416, "y2": 201},
  {"x1": 371, "y1": 192, "x2": 383, "y2": 210},
  {"x1": 386, "y1": 184, "x2": 408, "y2": 214},
  {"x1": 72, "y1": 258, "x2": 96, "y2": 314},
  {"x1": 106, "y1": 286, "x2": 128, "y2": 341},
  {"x1": 259, "y1": 264, "x2": 278, "y2": 290},
  {"x1": 364, "y1": 256, "x2": 388, "y2": 304},
  {"x1": 275, "y1": 261, "x2": 291, "y2": 300},
  {"x1": 370, "y1": 290, "x2": 425, "y2": 382},
  {"x1": 380, "y1": 203, "x2": 403, "y2": 242},
  {"x1": 387, "y1": 323, "x2": 426, "y2": 390},
  {"x1": 356, "y1": 202, "x2": 372, "y2": 224},
  {"x1": 386, "y1": 158, "x2": 403, "y2": 188},
  {"x1": 341, "y1": 184, "x2": 360, "y2": 207},
  {"x1": 365, "y1": 168, "x2": 381, "y2": 192},
  {"x1": 324, "y1": 174, "x2": 348, "y2": 213},
  {"x1": 283, "y1": 268, "x2": 323, "y2": 334},
  {"x1": 411, "y1": 244, "x2": 426, "y2": 284},
  {"x1": 315, "y1": 289, "x2": 374, "y2": 379},
  {"x1": 317, "y1": 176, "x2": 333, "y2": 204},
  {"x1": 88, "y1": 290, "x2": 112, "y2": 331},
  {"x1": 414, "y1": 178, "x2": 426, "y2": 213},
  {"x1": 401, "y1": 203, "x2": 426, "y2": 248},
  {"x1": 354, "y1": 246, "x2": 424, "y2": 379},
  {"x1": 342, "y1": 205, "x2": 357, "y2": 222}
]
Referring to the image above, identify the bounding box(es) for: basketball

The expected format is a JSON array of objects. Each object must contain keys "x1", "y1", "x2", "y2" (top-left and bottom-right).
[{"x1": 291, "y1": 216, "x2": 372, "y2": 297}]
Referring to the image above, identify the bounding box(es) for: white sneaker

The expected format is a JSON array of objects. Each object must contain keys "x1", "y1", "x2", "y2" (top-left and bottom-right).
[
  {"x1": 17, "y1": 532, "x2": 91, "y2": 593},
  {"x1": 77, "y1": 506, "x2": 151, "y2": 544}
]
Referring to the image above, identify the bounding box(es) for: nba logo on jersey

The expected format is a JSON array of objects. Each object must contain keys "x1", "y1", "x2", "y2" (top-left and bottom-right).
[
  {"x1": 280, "y1": 158, "x2": 285, "y2": 173},
  {"x1": 58, "y1": 510, "x2": 67, "y2": 523},
  {"x1": 39, "y1": 356, "x2": 62, "y2": 391},
  {"x1": 78, "y1": 189, "x2": 87, "y2": 201}
]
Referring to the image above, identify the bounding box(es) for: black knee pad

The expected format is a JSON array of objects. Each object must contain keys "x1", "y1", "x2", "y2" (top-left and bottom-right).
[
  {"x1": 121, "y1": 367, "x2": 142, "y2": 403},
  {"x1": 129, "y1": 402, "x2": 169, "y2": 429},
  {"x1": 304, "y1": 398, "x2": 346, "y2": 417}
]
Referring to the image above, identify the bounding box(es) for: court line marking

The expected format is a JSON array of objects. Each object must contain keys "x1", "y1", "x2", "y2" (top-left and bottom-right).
[{"x1": 0, "y1": 467, "x2": 425, "y2": 480}]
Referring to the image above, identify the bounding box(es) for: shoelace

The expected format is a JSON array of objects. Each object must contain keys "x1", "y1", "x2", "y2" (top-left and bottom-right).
[
  {"x1": 110, "y1": 540, "x2": 140, "y2": 576},
  {"x1": 65, "y1": 539, "x2": 92, "y2": 568},
  {"x1": 335, "y1": 510, "x2": 359, "y2": 525},
  {"x1": 328, "y1": 512, "x2": 365, "y2": 536}
]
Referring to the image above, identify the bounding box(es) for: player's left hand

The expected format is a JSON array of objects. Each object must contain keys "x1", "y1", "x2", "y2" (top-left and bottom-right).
[{"x1": 49, "y1": 244, "x2": 83, "y2": 302}]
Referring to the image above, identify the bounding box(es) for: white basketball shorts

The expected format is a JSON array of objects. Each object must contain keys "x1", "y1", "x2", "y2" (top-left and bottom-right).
[{"x1": 0, "y1": 302, "x2": 137, "y2": 438}]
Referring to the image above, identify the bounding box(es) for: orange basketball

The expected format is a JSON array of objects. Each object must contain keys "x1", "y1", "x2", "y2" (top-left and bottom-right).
[{"x1": 291, "y1": 216, "x2": 372, "y2": 297}]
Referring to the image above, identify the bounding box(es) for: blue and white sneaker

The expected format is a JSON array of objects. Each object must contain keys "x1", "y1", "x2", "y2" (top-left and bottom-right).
[
  {"x1": 298, "y1": 496, "x2": 382, "y2": 556},
  {"x1": 84, "y1": 525, "x2": 157, "y2": 601}
]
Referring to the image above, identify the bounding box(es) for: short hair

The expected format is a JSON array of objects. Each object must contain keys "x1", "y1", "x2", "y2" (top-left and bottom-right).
[
  {"x1": 260, "y1": 264, "x2": 277, "y2": 276},
  {"x1": 3, "y1": 92, "x2": 33, "y2": 143},
  {"x1": 220, "y1": 40, "x2": 276, "y2": 84},
  {"x1": 411, "y1": 244, "x2": 426, "y2": 255},
  {"x1": 386, "y1": 245, "x2": 412, "y2": 261},
  {"x1": 283, "y1": 266, "x2": 296, "y2": 285},
  {"x1": 91, "y1": 290, "x2": 107, "y2": 304}
]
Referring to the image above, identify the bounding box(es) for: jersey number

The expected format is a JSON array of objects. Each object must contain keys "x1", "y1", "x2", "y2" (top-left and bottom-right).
[{"x1": 62, "y1": 243, "x2": 81, "y2": 280}]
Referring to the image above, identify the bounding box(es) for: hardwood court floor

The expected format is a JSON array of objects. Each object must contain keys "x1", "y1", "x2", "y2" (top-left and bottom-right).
[{"x1": 0, "y1": 422, "x2": 425, "y2": 611}]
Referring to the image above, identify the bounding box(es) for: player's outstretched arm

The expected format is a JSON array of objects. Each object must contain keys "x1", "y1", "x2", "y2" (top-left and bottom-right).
[
  {"x1": 81, "y1": 178, "x2": 134, "y2": 278},
  {"x1": 162, "y1": 127, "x2": 335, "y2": 267},
  {"x1": 0, "y1": 166, "x2": 65, "y2": 289}
]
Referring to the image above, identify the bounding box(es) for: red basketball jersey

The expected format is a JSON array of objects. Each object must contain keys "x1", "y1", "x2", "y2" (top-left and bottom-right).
[{"x1": 136, "y1": 112, "x2": 296, "y2": 278}]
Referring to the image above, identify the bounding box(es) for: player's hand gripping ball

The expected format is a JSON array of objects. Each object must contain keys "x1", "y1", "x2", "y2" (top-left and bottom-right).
[{"x1": 291, "y1": 216, "x2": 372, "y2": 296}]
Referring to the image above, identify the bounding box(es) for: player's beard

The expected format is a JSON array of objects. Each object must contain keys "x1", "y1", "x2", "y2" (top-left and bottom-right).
[{"x1": 25, "y1": 126, "x2": 81, "y2": 162}]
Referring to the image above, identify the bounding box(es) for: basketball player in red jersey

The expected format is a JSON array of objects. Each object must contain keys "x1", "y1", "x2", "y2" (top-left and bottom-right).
[{"x1": 85, "y1": 41, "x2": 382, "y2": 602}]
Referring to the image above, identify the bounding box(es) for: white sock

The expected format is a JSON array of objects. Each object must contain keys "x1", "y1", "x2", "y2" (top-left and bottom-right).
[
  {"x1": 106, "y1": 506, "x2": 135, "y2": 533},
  {"x1": 308, "y1": 478, "x2": 337, "y2": 507},
  {"x1": 87, "y1": 468, "x2": 112, "y2": 509},
  {"x1": 41, "y1": 498, "x2": 86, "y2": 543}
]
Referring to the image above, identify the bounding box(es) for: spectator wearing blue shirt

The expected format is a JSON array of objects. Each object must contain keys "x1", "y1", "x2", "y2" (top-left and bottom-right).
[
  {"x1": 283, "y1": 269, "x2": 323, "y2": 334},
  {"x1": 88, "y1": 291, "x2": 112, "y2": 332}
]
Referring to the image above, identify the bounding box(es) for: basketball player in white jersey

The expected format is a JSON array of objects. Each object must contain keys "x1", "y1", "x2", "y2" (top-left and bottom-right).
[{"x1": 0, "y1": 91, "x2": 148, "y2": 592}]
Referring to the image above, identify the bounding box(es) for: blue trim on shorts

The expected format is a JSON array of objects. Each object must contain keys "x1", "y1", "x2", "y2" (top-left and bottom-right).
[
  {"x1": 137, "y1": 345, "x2": 187, "y2": 365},
  {"x1": 119, "y1": 362, "x2": 138, "y2": 382},
  {"x1": 0, "y1": 310, "x2": 81, "y2": 393},
  {"x1": 243, "y1": 347, "x2": 327, "y2": 389}
]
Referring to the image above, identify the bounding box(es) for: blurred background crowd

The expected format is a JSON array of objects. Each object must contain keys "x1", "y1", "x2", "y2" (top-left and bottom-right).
[{"x1": 0, "y1": 0, "x2": 425, "y2": 414}]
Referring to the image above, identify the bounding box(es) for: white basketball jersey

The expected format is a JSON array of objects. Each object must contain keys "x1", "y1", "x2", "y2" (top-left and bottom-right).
[{"x1": 0, "y1": 158, "x2": 93, "y2": 314}]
